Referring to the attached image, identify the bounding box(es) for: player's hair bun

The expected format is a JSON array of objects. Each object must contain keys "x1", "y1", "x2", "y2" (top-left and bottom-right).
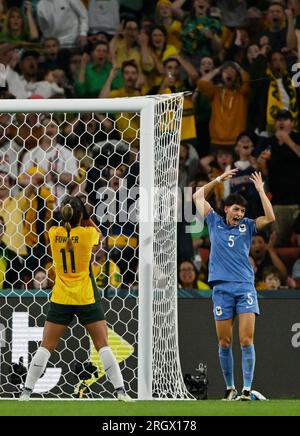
[{"x1": 62, "y1": 204, "x2": 73, "y2": 222}]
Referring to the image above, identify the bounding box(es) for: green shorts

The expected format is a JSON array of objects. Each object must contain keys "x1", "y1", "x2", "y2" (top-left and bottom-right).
[{"x1": 46, "y1": 300, "x2": 106, "y2": 326}]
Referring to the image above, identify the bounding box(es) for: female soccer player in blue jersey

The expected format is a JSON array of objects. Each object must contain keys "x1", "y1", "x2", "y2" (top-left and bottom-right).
[{"x1": 193, "y1": 170, "x2": 275, "y2": 401}]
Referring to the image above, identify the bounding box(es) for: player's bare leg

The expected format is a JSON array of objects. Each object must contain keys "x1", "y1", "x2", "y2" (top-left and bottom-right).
[
  {"x1": 215, "y1": 319, "x2": 238, "y2": 401},
  {"x1": 85, "y1": 320, "x2": 134, "y2": 402},
  {"x1": 239, "y1": 313, "x2": 256, "y2": 401},
  {"x1": 20, "y1": 322, "x2": 67, "y2": 401}
]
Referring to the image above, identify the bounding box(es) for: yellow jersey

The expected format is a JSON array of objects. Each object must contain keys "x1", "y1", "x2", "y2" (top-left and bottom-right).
[{"x1": 49, "y1": 226, "x2": 100, "y2": 305}]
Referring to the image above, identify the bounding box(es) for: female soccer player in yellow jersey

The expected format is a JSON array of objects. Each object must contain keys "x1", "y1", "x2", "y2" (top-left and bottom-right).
[{"x1": 20, "y1": 196, "x2": 132, "y2": 401}]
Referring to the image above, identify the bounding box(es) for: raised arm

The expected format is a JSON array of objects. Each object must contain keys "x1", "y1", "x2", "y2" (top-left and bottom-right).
[
  {"x1": 99, "y1": 67, "x2": 119, "y2": 98},
  {"x1": 174, "y1": 54, "x2": 198, "y2": 86},
  {"x1": 24, "y1": 1, "x2": 39, "y2": 41},
  {"x1": 249, "y1": 172, "x2": 275, "y2": 230},
  {"x1": 199, "y1": 66, "x2": 221, "y2": 83},
  {"x1": 193, "y1": 168, "x2": 238, "y2": 217},
  {"x1": 286, "y1": 8, "x2": 297, "y2": 49}
]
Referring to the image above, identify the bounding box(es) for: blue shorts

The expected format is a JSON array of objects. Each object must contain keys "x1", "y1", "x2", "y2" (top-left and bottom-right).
[{"x1": 212, "y1": 281, "x2": 260, "y2": 321}]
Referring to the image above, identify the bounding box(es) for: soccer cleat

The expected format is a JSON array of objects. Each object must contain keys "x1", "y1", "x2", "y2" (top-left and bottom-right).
[
  {"x1": 222, "y1": 388, "x2": 238, "y2": 401},
  {"x1": 19, "y1": 388, "x2": 32, "y2": 401},
  {"x1": 116, "y1": 388, "x2": 135, "y2": 402},
  {"x1": 240, "y1": 390, "x2": 252, "y2": 401}
]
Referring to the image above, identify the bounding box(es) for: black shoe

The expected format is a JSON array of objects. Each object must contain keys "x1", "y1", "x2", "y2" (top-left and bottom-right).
[
  {"x1": 240, "y1": 390, "x2": 252, "y2": 401},
  {"x1": 222, "y1": 388, "x2": 238, "y2": 401}
]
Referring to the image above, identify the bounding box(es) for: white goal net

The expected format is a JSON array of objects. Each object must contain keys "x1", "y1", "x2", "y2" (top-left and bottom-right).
[{"x1": 0, "y1": 95, "x2": 192, "y2": 400}]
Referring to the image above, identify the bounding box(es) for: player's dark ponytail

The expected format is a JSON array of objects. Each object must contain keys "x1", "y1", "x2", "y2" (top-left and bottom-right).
[
  {"x1": 61, "y1": 204, "x2": 74, "y2": 251},
  {"x1": 61, "y1": 195, "x2": 86, "y2": 251}
]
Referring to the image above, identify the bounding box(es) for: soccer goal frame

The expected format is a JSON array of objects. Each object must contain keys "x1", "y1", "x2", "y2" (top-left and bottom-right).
[{"x1": 0, "y1": 96, "x2": 190, "y2": 400}]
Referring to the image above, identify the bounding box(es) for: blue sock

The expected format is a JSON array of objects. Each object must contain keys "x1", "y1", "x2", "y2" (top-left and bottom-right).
[
  {"x1": 218, "y1": 346, "x2": 234, "y2": 389},
  {"x1": 241, "y1": 345, "x2": 256, "y2": 391}
]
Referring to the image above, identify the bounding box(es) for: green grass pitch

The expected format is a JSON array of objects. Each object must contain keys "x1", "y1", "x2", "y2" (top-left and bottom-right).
[{"x1": 1, "y1": 400, "x2": 300, "y2": 416}]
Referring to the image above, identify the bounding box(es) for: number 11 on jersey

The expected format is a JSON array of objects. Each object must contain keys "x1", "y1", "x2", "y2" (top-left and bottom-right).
[{"x1": 60, "y1": 249, "x2": 76, "y2": 273}]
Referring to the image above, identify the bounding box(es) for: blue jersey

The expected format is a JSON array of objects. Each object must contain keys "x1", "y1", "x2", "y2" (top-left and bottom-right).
[{"x1": 205, "y1": 209, "x2": 257, "y2": 285}]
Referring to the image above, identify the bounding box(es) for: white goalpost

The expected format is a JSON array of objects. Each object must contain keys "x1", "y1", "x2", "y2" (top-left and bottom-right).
[{"x1": 0, "y1": 95, "x2": 193, "y2": 400}]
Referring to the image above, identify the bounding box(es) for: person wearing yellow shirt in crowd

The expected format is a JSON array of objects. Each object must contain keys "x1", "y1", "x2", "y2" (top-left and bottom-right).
[
  {"x1": 0, "y1": 165, "x2": 36, "y2": 288},
  {"x1": 100, "y1": 60, "x2": 145, "y2": 144},
  {"x1": 145, "y1": 25, "x2": 178, "y2": 89},
  {"x1": 155, "y1": 0, "x2": 182, "y2": 51},
  {"x1": 20, "y1": 195, "x2": 132, "y2": 402},
  {"x1": 92, "y1": 243, "x2": 122, "y2": 290},
  {"x1": 178, "y1": 260, "x2": 210, "y2": 291},
  {"x1": 110, "y1": 17, "x2": 153, "y2": 81},
  {"x1": 149, "y1": 56, "x2": 199, "y2": 144},
  {"x1": 197, "y1": 61, "x2": 250, "y2": 151},
  {"x1": 0, "y1": 167, "x2": 28, "y2": 259},
  {"x1": 18, "y1": 166, "x2": 56, "y2": 279}
]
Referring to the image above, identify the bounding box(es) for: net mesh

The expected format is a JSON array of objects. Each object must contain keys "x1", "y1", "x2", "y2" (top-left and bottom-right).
[{"x1": 0, "y1": 94, "x2": 192, "y2": 399}]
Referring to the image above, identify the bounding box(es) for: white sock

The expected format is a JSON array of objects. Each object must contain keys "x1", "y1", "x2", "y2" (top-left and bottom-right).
[
  {"x1": 25, "y1": 347, "x2": 51, "y2": 391},
  {"x1": 99, "y1": 346, "x2": 124, "y2": 390}
]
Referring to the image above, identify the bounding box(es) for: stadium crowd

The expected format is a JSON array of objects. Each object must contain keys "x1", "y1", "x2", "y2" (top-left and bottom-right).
[{"x1": 0, "y1": 0, "x2": 299, "y2": 292}]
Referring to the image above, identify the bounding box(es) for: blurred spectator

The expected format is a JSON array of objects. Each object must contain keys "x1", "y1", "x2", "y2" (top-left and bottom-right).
[
  {"x1": 39, "y1": 37, "x2": 61, "y2": 71},
  {"x1": 100, "y1": 60, "x2": 144, "y2": 143},
  {"x1": 178, "y1": 143, "x2": 200, "y2": 191},
  {"x1": 0, "y1": 216, "x2": 21, "y2": 289},
  {"x1": 20, "y1": 114, "x2": 79, "y2": 205},
  {"x1": 181, "y1": 0, "x2": 222, "y2": 62},
  {"x1": 155, "y1": 0, "x2": 182, "y2": 50},
  {"x1": 31, "y1": 68, "x2": 65, "y2": 98},
  {"x1": 247, "y1": 6, "x2": 263, "y2": 43},
  {"x1": 249, "y1": 50, "x2": 300, "y2": 134},
  {"x1": 0, "y1": 166, "x2": 27, "y2": 260},
  {"x1": 261, "y1": 265, "x2": 282, "y2": 290},
  {"x1": 197, "y1": 61, "x2": 250, "y2": 151},
  {"x1": 229, "y1": 132, "x2": 263, "y2": 218},
  {"x1": 250, "y1": 232, "x2": 288, "y2": 283},
  {"x1": 148, "y1": 56, "x2": 198, "y2": 144},
  {"x1": 65, "y1": 50, "x2": 83, "y2": 87},
  {"x1": 0, "y1": 113, "x2": 23, "y2": 180},
  {"x1": 92, "y1": 243, "x2": 122, "y2": 290},
  {"x1": 259, "y1": 3, "x2": 289, "y2": 52},
  {"x1": 177, "y1": 143, "x2": 199, "y2": 262},
  {"x1": 110, "y1": 18, "x2": 152, "y2": 77},
  {"x1": 0, "y1": 4, "x2": 39, "y2": 44},
  {"x1": 260, "y1": 110, "x2": 300, "y2": 246},
  {"x1": 145, "y1": 25, "x2": 178, "y2": 88},
  {"x1": 6, "y1": 49, "x2": 41, "y2": 99},
  {"x1": 88, "y1": 0, "x2": 120, "y2": 38},
  {"x1": 75, "y1": 42, "x2": 123, "y2": 99},
  {"x1": 227, "y1": 28, "x2": 253, "y2": 69},
  {"x1": 37, "y1": 0, "x2": 88, "y2": 48},
  {"x1": 0, "y1": 166, "x2": 51, "y2": 287},
  {"x1": 193, "y1": 56, "x2": 214, "y2": 156},
  {"x1": 178, "y1": 259, "x2": 210, "y2": 290},
  {"x1": 31, "y1": 267, "x2": 49, "y2": 290},
  {"x1": 19, "y1": 166, "x2": 55, "y2": 279},
  {"x1": 97, "y1": 166, "x2": 138, "y2": 286}
]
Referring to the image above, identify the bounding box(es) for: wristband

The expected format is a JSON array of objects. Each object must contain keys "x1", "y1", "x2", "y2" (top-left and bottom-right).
[{"x1": 216, "y1": 176, "x2": 222, "y2": 183}]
